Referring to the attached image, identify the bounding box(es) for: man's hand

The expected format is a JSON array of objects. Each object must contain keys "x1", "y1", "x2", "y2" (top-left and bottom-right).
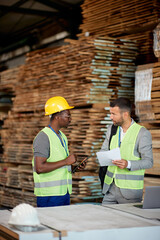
[
  {"x1": 112, "y1": 159, "x2": 128, "y2": 169},
  {"x1": 35, "y1": 155, "x2": 77, "y2": 173},
  {"x1": 65, "y1": 154, "x2": 77, "y2": 165},
  {"x1": 77, "y1": 158, "x2": 87, "y2": 171}
]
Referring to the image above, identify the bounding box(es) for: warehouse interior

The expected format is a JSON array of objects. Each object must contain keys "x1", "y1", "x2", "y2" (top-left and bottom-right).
[
  {"x1": 0, "y1": 0, "x2": 160, "y2": 239},
  {"x1": 0, "y1": 0, "x2": 160, "y2": 229}
]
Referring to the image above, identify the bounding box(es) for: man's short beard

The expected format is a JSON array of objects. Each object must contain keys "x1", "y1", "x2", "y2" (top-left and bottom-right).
[{"x1": 113, "y1": 119, "x2": 124, "y2": 127}]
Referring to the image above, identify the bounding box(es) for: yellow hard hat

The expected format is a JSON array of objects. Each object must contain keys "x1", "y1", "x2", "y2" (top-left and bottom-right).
[{"x1": 45, "y1": 96, "x2": 74, "y2": 115}]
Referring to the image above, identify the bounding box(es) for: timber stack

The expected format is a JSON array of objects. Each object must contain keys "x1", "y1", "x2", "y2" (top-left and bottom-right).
[
  {"x1": 135, "y1": 22, "x2": 160, "y2": 177},
  {"x1": 79, "y1": 0, "x2": 160, "y2": 64},
  {"x1": 0, "y1": 36, "x2": 138, "y2": 207},
  {"x1": 79, "y1": 0, "x2": 160, "y2": 192},
  {"x1": 1, "y1": 0, "x2": 160, "y2": 207},
  {"x1": 135, "y1": 62, "x2": 160, "y2": 176},
  {"x1": 0, "y1": 67, "x2": 23, "y2": 180}
]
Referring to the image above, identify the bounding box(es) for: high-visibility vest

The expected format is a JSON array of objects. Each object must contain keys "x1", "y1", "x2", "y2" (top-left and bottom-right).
[
  {"x1": 32, "y1": 127, "x2": 72, "y2": 196},
  {"x1": 104, "y1": 123, "x2": 145, "y2": 190}
]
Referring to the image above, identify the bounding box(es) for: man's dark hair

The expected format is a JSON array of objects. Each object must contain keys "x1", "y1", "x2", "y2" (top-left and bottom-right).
[
  {"x1": 110, "y1": 97, "x2": 132, "y2": 114},
  {"x1": 50, "y1": 110, "x2": 66, "y2": 121},
  {"x1": 50, "y1": 112, "x2": 61, "y2": 121}
]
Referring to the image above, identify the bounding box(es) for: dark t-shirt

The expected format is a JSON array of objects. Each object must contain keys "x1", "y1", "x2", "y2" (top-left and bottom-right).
[{"x1": 33, "y1": 131, "x2": 50, "y2": 158}]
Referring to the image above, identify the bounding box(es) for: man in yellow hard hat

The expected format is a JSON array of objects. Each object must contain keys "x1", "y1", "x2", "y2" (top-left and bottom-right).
[{"x1": 32, "y1": 96, "x2": 79, "y2": 207}]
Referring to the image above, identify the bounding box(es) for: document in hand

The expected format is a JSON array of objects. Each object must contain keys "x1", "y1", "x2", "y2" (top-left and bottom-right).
[{"x1": 96, "y1": 148, "x2": 121, "y2": 166}]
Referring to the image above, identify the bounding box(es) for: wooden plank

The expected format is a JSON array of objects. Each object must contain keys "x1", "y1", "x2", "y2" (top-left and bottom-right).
[{"x1": 0, "y1": 224, "x2": 19, "y2": 240}]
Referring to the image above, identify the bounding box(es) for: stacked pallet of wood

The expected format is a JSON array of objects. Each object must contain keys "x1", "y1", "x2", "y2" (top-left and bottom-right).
[
  {"x1": 0, "y1": 67, "x2": 23, "y2": 163},
  {"x1": 87, "y1": 37, "x2": 137, "y2": 102},
  {"x1": 78, "y1": 0, "x2": 160, "y2": 64},
  {"x1": 0, "y1": 166, "x2": 7, "y2": 185},
  {"x1": 0, "y1": 185, "x2": 36, "y2": 208},
  {"x1": 19, "y1": 167, "x2": 34, "y2": 191},
  {"x1": 135, "y1": 63, "x2": 160, "y2": 122},
  {"x1": 4, "y1": 165, "x2": 34, "y2": 190},
  {"x1": 72, "y1": 174, "x2": 102, "y2": 203},
  {"x1": 138, "y1": 122, "x2": 160, "y2": 176},
  {"x1": 80, "y1": 0, "x2": 159, "y2": 36},
  {"x1": 144, "y1": 176, "x2": 160, "y2": 188},
  {"x1": 0, "y1": 66, "x2": 24, "y2": 93},
  {"x1": 1, "y1": 37, "x2": 137, "y2": 163},
  {"x1": 122, "y1": 31, "x2": 156, "y2": 64},
  {"x1": 135, "y1": 63, "x2": 160, "y2": 176},
  {"x1": 135, "y1": 64, "x2": 154, "y2": 121},
  {"x1": 152, "y1": 62, "x2": 160, "y2": 118},
  {"x1": 0, "y1": 37, "x2": 138, "y2": 206}
]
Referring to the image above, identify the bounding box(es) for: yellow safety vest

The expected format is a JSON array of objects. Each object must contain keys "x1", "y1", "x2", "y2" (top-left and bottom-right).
[
  {"x1": 32, "y1": 127, "x2": 72, "y2": 196},
  {"x1": 104, "y1": 123, "x2": 145, "y2": 190}
]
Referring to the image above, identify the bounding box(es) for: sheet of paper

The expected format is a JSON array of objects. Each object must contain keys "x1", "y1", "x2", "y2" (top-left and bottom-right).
[{"x1": 96, "y1": 148, "x2": 121, "y2": 166}]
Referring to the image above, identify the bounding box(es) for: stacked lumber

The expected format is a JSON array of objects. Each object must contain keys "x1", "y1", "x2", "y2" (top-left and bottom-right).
[
  {"x1": 79, "y1": 0, "x2": 160, "y2": 64},
  {"x1": 0, "y1": 185, "x2": 36, "y2": 208},
  {"x1": 151, "y1": 62, "x2": 160, "y2": 119},
  {"x1": 139, "y1": 123, "x2": 160, "y2": 176},
  {"x1": 19, "y1": 165, "x2": 34, "y2": 191},
  {"x1": 144, "y1": 176, "x2": 160, "y2": 189},
  {"x1": 4, "y1": 165, "x2": 34, "y2": 191},
  {"x1": 72, "y1": 173, "x2": 103, "y2": 203},
  {"x1": 122, "y1": 31, "x2": 156, "y2": 64},
  {"x1": 1, "y1": 37, "x2": 137, "y2": 165},
  {"x1": 135, "y1": 63, "x2": 160, "y2": 176},
  {"x1": 0, "y1": 66, "x2": 24, "y2": 93},
  {"x1": 135, "y1": 64, "x2": 154, "y2": 121},
  {"x1": 147, "y1": 128, "x2": 160, "y2": 175},
  {"x1": 11, "y1": 37, "x2": 137, "y2": 111},
  {"x1": 87, "y1": 37, "x2": 137, "y2": 102},
  {"x1": 80, "y1": 0, "x2": 160, "y2": 36},
  {"x1": 0, "y1": 66, "x2": 23, "y2": 163},
  {"x1": 0, "y1": 37, "x2": 138, "y2": 207},
  {"x1": 0, "y1": 166, "x2": 7, "y2": 185},
  {"x1": 0, "y1": 95, "x2": 13, "y2": 160},
  {"x1": 142, "y1": 176, "x2": 160, "y2": 197},
  {"x1": 135, "y1": 63, "x2": 160, "y2": 122},
  {"x1": 6, "y1": 167, "x2": 20, "y2": 188}
]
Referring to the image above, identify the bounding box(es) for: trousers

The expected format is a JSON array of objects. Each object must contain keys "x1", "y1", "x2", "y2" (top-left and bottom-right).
[
  {"x1": 102, "y1": 181, "x2": 142, "y2": 205},
  {"x1": 37, "y1": 192, "x2": 70, "y2": 207}
]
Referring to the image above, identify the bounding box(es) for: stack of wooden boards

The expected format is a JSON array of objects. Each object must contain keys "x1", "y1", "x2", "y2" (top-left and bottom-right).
[
  {"x1": 0, "y1": 37, "x2": 138, "y2": 207},
  {"x1": 135, "y1": 63, "x2": 160, "y2": 176},
  {"x1": 0, "y1": 67, "x2": 24, "y2": 93},
  {"x1": 78, "y1": 0, "x2": 160, "y2": 64},
  {"x1": 0, "y1": 68, "x2": 21, "y2": 171}
]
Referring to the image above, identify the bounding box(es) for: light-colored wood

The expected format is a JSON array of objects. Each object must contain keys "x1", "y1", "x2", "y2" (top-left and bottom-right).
[
  {"x1": 78, "y1": 0, "x2": 160, "y2": 63},
  {"x1": 1, "y1": 36, "x2": 158, "y2": 207}
]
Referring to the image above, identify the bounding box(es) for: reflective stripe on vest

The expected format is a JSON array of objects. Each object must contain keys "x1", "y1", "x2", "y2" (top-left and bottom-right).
[
  {"x1": 32, "y1": 127, "x2": 72, "y2": 196},
  {"x1": 104, "y1": 123, "x2": 145, "y2": 190},
  {"x1": 35, "y1": 179, "x2": 72, "y2": 188}
]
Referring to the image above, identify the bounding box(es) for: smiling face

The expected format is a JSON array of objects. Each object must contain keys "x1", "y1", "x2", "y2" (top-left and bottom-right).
[{"x1": 110, "y1": 106, "x2": 125, "y2": 127}]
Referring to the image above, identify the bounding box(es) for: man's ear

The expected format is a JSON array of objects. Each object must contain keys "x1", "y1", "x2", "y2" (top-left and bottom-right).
[
  {"x1": 55, "y1": 115, "x2": 59, "y2": 120},
  {"x1": 123, "y1": 111, "x2": 129, "y2": 119}
]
